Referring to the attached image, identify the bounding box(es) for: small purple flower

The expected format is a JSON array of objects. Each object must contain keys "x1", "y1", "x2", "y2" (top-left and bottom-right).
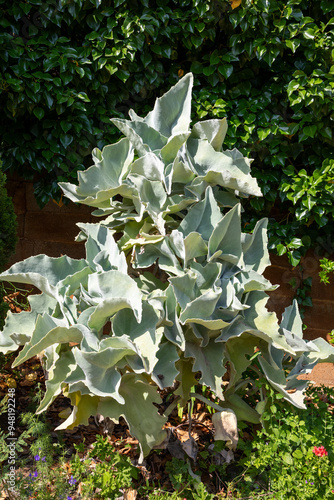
[
  {"x1": 67, "y1": 497, "x2": 72, "y2": 500},
  {"x1": 34, "y1": 454, "x2": 40, "y2": 461},
  {"x1": 310, "y1": 482, "x2": 314, "y2": 485},
  {"x1": 42, "y1": 456, "x2": 46, "y2": 462},
  {"x1": 68, "y1": 475, "x2": 76, "y2": 486},
  {"x1": 305, "y1": 480, "x2": 308, "y2": 484},
  {"x1": 33, "y1": 471, "x2": 38, "y2": 478}
]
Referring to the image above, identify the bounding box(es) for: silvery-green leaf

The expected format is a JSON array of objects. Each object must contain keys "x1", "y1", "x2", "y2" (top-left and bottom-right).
[
  {"x1": 236, "y1": 270, "x2": 278, "y2": 293},
  {"x1": 184, "y1": 233, "x2": 208, "y2": 267},
  {"x1": 185, "y1": 337, "x2": 226, "y2": 400},
  {"x1": 164, "y1": 194, "x2": 197, "y2": 215},
  {"x1": 13, "y1": 319, "x2": 88, "y2": 367},
  {"x1": 111, "y1": 119, "x2": 167, "y2": 155},
  {"x1": 134, "y1": 239, "x2": 183, "y2": 276},
  {"x1": 137, "y1": 272, "x2": 168, "y2": 294},
  {"x1": 72, "y1": 337, "x2": 137, "y2": 402},
  {"x1": 242, "y1": 292, "x2": 282, "y2": 345},
  {"x1": 175, "y1": 358, "x2": 197, "y2": 405},
  {"x1": 281, "y1": 328, "x2": 314, "y2": 355},
  {"x1": 280, "y1": 299, "x2": 303, "y2": 338},
  {"x1": 191, "y1": 118, "x2": 228, "y2": 152},
  {"x1": 160, "y1": 132, "x2": 191, "y2": 164},
  {"x1": 113, "y1": 303, "x2": 161, "y2": 373},
  {"x1": 130, "y1": 153, "x2": 165, "y2": 183},
  {"x1": 301, "y1": 337, "x2": 334, "y2": 364},
  {"x1": 36, "y1": 349, "x2": 75, "y2": 414},
  {"x1": 129, "y1": 175, "x2": 167, "y2": 234},
  {"x1": 216, "y1": 279, "x2": 238, "y2": 310},
  {"x1": 242, "y1": 219, "x2": 271, "y2": 273},
  {"x1": 77, "y1": 223, "x2": 127, "y2": 274},
  {"x1": 0, "y1": 255, "x2": 89, "y2": 298},
  {"x1": 214, "y1": 189, "x2": 241, "y2": 208},
  {"x1": 0, "y1": 293, "x2": 56, "y2": 353},
  {"x1": 164, "y1": 285, "x2": 185, "y2": 349},
  {"x1": 55, "y1": 392, "x2": 100, "y2": 430},
  {"x1": 169, "y1": 230, "x2": 185, "y2": 261},
  {"x1": 208, "y1": 204, "x2": 242, "y2": 265},
  {"x1": 152, "y1": 341, "x2": 179, "y2": 388},
  {"x1": 169, "y1": 272, "x2": 198, "y2": 310},
  {"x1": 87, "y1": 270, "x2": 142, "y2": 330},
  {"x1": 97, "y1": 373, "x2": 168, "y2": 462},
  {"x1": 217, "y1": 293, "x2": 295, "y2": 353},
  {"x1": 225, "y1": 333, "x2": 258, "y2": 387},
  {"x1": 171, "y1": 156, "x2": 196, "y2": 184},
  {"x1": 189, "y1": 260, "x2": 222, "y2": 292},
  {"x1": 185, "y1": 177, "x2": 208, "y2": 200},
  {"x1": 143, "y1": 73, "x2": 193, "y2": 137},
  {"x1": 60, "y1": 139, "x2": 134, "y2": 207},
  {"x1": 180, "y1": 292, "x2": 230, "y2": 330},
  {"x1": 179, "y1": 186, "x2": 222, "y2": 240},
  {"x1": 258, "y1": 354, "x2": 306, "y2": 409},
  {"x1": 186, "y1": 139, "x2": 262, "y2": 196}
]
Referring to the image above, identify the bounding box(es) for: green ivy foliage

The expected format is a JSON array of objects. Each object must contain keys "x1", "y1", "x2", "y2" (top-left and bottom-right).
[
  {"x1": 0, "y1": 165, "x2": 17, "y2": 272},
  {"x1": 0, "y1": 0, "x2": 333, "y2": 262},
  {"x1": 0, "y1": 162, "x2": 17, "y2": 329}
]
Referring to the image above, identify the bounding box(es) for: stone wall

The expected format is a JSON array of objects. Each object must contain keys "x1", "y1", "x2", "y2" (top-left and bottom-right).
[{"x1": 5, "y1": 177, "x2": 334, "y2": 343}]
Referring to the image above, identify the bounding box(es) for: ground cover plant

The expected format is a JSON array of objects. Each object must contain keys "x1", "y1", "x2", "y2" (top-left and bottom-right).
[{"x1": 1, "y1": 73, "x2": 334, "y2": 477}]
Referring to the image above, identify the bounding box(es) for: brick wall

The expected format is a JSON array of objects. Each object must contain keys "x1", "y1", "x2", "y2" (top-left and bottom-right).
[
  {"x1": 6, "y1": 177, "x2": 94, "y2": 263},
  {"x1": 5, "y1": 177, "x2": 334, "y2": 342}
]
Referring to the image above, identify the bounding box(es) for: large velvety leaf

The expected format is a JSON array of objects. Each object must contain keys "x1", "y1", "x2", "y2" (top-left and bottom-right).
[
  {"x1": 258, "y1": 354, "x2": 307, "y2": 409},
  {"x1": 36, "y1": 349, "x2": 75, "y2": 414},
  {"x1": 78, "y1": 223, "x2": 127, "y2": 274},
  {"x1": 59, "y1": 138, "x2": 134, "y2": 207},
  {"x1": 0, "y1": 255, "x2": 89, "y2": 298},
  {"x1": 175, "y1": 358, "x2": 197, "y2": 405},
  {"x1": 179, "y1": 186, "x2": 222, "y2": 240},
  {"x1": 72, "y1": 336, "x2": 137, "y2": 402},
  {"x1": 242, "y1": 219, "x2": 271, "y2": 273},
  {"x1": 111, "y1": 120, "x2": 167, "y2": 156},
  {"x1": 87, "y1": 270, "x2": 142, "y2": 330},
  {"x1": 0, "y1": 293, "x2": 56, "y2": 353},
  {"x1": 186, "y1": 139, "x2": 262, "y2": 196},
  {"x1": 185, "y1": 337, "x2": 227, "y2": 400},
  {"x1": 191, "y1": 118, "x2": 228, "y2": 152},
  {"x1": 113, "y1": 303, "x2": 162, "y2": 373},
  {"x1": 280, "y1": 299, "x2": 303, "y2": 338},
  {"x1": 208, "y1": 204, "x2": 242, "y2": 265},
  {"x1": 55, "y1": 392, "x2": 100, "y2": 430},
  {"x1": 12, "y1": 318, "x2": 88, "y2": 367},
  {"x1": 97, "y1": 373, "x2": 168, "y2": 462},
  {"x1": 142, "y1": 73, "x2": 193, "y2": 137},
  {"x1": 225, "y1": 333, "x2": 258, "y2": 388}
]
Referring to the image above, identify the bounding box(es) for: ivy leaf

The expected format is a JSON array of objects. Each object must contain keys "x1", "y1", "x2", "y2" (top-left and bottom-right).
[{"x1": 33, "y1": 107, "x2": 45, "y2": 120}]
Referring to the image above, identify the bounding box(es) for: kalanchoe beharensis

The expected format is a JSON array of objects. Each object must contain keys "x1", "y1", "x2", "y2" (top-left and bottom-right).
[{"x1": 1, "y1": 73, "x2": 334, "y2": 461}]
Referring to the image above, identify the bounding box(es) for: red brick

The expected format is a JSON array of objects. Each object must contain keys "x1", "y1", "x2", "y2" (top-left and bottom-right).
[
  {"x1": 16, "y1": 214, "x2": 25, "y2": 238},
  {"x1": 5, "y1": 239, "x2": 34, "y2": 268},
  {"x1": 8, "y1": 182, "x2": 26, "y2": 215},
  {"x1": 24, "y1": 212, "x2": 91, "y2": 243},
  {"x1": 25, "y1": 182, "x2": 93, "y2": 215},
  {"x1": 32, "y1": 241, "x2": 86, "y2": 259}
]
